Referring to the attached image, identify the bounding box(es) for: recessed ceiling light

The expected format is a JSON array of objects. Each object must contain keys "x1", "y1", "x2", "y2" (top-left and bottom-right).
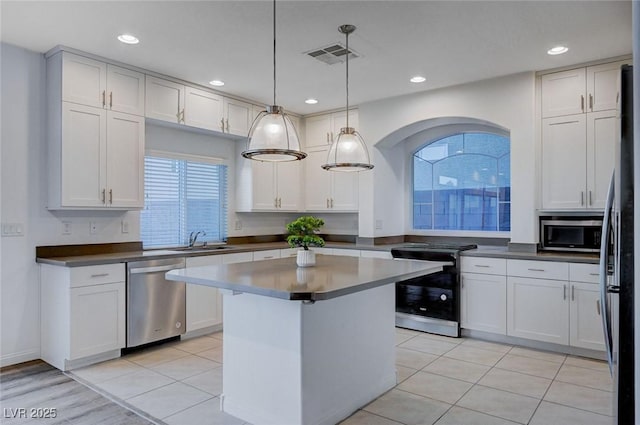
[
  {"x1": 547, "y1": 45, "x2": 568, "y2": 55},
  {"x1": 117, "y1": 34, "x2": 139, "y2": 45},
  {"x1": 209, "y1": 80, "x2": 225, "y2": 87},
  {"x1": 410, "y1": 76, "x2": 426, "y2": 83},
  {"x1": 305, "y1": 98, "x2": 318, "y2": 105}
]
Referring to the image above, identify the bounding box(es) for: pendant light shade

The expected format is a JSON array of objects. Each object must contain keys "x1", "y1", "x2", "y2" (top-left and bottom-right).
[
  {"x1": 322, "y1": 24, "x2": 373, "y2": 172},
  {"x1": 242, "y1": 0, "x2": 306, "y2": 162},
  {"x1": 243, "y1": 105, "x2": 305, "y2": 161}
]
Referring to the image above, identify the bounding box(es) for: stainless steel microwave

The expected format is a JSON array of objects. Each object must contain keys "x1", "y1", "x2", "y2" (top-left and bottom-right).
[{"x1": 540, "y1": 217, "x2": 603, "y2": 253}]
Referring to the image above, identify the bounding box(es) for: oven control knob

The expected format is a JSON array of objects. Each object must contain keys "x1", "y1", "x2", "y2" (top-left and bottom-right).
[{"x1": 440, "y1": 294, "x2": 447, "y2": 301}]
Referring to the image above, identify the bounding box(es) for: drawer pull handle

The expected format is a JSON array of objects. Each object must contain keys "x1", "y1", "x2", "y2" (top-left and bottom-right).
[
  {"x1": 596, "y1": 300, "x2": 601, "y2": 315},
  {"x1": 528, "y1": 268, "x2": 545, "y2": 272},
  {"x1": 589, "y1": 273, "x2": 599, "y2": 276},
  {"x1": 263, "y1": 256, "x2": 274, "y2": 259},
  {"x1": 90, "y1": 273, "x2": 109, "y2": 278},
  {"x1": 474, "y1": 265, "x2": 490, "y2": 268},
  {"x1": 563, "y1": 284, "x2": 567, "y2": 300}
]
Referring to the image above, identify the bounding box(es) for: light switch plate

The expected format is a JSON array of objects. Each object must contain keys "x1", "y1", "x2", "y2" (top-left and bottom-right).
[
  {"x1": 121, "y1": 220, "x2": 129, "y2": 234},
  {"x1": 1, "y1": 222, "x2": 25, "y2": 237}
]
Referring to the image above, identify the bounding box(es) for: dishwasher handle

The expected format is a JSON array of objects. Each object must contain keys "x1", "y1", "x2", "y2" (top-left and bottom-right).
[{"x1": 129, "y1": 264, "x2": 184, "y2": 274}]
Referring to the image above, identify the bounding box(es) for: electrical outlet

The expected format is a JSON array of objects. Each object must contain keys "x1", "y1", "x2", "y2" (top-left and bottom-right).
[
  {"x1": 235, "y1": 220, "x2": 242, "y2": 230},
  {"x1": 375, "y1": 220, "x2": 383, "y2": 230},
  {"x1": 121, "y1": 220, "x2": 129, "y2": 234},
  {"x1": 89, "y1": 221, "x2": 98, "y2": 234},
  {"x1": 62, "y1": 221, "x2": 72, "y2": 235}
]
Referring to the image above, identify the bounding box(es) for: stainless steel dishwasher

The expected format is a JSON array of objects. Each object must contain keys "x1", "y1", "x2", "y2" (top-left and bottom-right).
[{"x1": 126, "y1": 257, "x2": 186, "y2": 347}]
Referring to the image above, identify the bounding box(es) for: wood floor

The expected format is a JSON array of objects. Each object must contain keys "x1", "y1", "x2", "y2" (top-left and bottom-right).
[{"x1": 0, "y1": 360, "x2": 156, "y2": 425}]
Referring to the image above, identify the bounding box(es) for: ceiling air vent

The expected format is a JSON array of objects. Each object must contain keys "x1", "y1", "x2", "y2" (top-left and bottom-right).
[{"x1": 305, "y1": 43, "x2": 359, "y2": 65}]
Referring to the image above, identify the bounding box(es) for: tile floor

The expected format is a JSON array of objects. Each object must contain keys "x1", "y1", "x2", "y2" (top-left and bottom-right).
[{"x1": 69, "y1": 329, "x2": 613, "y2": 425}]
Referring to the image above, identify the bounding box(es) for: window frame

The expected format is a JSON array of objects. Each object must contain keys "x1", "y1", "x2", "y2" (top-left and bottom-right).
[
  {"x1": 141, "y1": 149, "x2": 229, "y2": 249},
  {"x1": 407, "y1": 126, "x2": 511, "y2": 237}
]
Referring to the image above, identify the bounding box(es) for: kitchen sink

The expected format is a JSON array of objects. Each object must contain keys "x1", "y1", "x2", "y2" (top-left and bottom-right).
[{"x1": 173, "y1": 245, "x2": 235, "y2": 252}]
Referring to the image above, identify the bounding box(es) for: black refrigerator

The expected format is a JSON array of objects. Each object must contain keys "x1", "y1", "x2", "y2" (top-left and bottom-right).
[{"x1": 600, "y1": 64, "x2": 634, "y2": 424}]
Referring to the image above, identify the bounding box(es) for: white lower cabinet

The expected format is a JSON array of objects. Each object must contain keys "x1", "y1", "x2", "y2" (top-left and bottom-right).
[
  {"x1": 70, "y1": 282, "x2": 125, "y2": 359},
  {"x1": 569, "y1": 263, "x2": 605, "y2": 351},
  {"x1": 461, "y1": 272, "x2": 507, "y2": 334},
  {"x1": 185, "y1": 256, "x2": 223, "y2": 333},
  {"x1": 461, "y1": 257, "x2": 603, "y2": 352},
  {"x1": 40, "y1": 263, "x2": 126, "y2": 370},
  {"x1": 506, "y1": 276, "x2": 570, "y2": 345}
]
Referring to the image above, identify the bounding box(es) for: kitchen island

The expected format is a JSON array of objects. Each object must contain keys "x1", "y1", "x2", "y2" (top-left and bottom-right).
[{"x1": 166, "y1": 254, "x2": 447, "y2": 425}]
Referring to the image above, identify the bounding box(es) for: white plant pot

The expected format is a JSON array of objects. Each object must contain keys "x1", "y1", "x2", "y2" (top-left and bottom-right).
[{"x1": 296, "y1": 249, "x2": 316, "y2": 267}]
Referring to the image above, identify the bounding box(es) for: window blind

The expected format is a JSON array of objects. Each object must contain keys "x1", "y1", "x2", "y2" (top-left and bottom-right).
[{"x1": 141, "y1": 156, "x2": 228, "y2": 248}]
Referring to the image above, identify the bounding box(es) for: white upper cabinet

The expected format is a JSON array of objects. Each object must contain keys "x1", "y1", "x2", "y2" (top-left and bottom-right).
[
  {"x1": 56, "y1": 104, "x2": 144, "y2": 209},
  {"x1": 541, "y1": 60, "x2": 627, "y2": 118},
  {"x1": 236, "y1": 159, "x2": 302, "y2": 212},
  {"x1": 541, "y1": 115, "x2": 587, "y2": 210},
  {"x1": 61, "y1": 52, "x2": 144, "y2": 116},
  {"x1": 304, "y1": 147, "x2": 358, "y2": 212},
  {"x1": 146, "y1": 75, "x2": 257, "y2": 137},
  {"x1": 540, "y1": 59, "x2": 626, "y2": 210},
  {"x1": 304, "y1": 109, "x2": 358, "y2": 148},
  {"x1": 145, "y1": 76, "x2": 185, "y2": 123},
  {"x1": 183, "y1": 86, "x2": 224, "y2": 132},
  {"x1": 48, "y1": 50, "x2": 145, "y2": 210},
  {"x1": 587, "y1": 61, "x2": 627, "y2": 112},
  {"x1": 541, "y1": 68, "x2": 586, "y2": 118},
  {"x1": 224, "y1": 98, "x2": 252, "y2": 136}
]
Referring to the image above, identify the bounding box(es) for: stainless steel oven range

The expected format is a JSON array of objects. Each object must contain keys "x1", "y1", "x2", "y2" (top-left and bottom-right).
[{"x1": 391, "y1": 243, "x2": 477, "y2": 337}]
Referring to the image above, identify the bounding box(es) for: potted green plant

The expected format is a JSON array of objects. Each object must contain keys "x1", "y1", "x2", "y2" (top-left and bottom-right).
[{"x1": 286, "y1": 216, "x2": 325, "y2": 267}]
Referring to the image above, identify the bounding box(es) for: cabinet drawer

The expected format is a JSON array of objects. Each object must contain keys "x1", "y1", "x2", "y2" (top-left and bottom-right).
[
  {"x1": 460, "y1": 257, "x2": 506, "y2": 275},
  {"x1": 280, "y1": 248, "x2": 299, "y2": 258},
  {"x1": 569, "y1": 263, "x2": 600, "y2": 283},
  {"x1": 507, "y1": 260, "x2": 568, "y2": 281},
  {"x1": 70, "y1": 264, "x2": 125, "y2": 287},
  {"x1": 253, "y1": 250, "x2": 281, "y2": 261}
]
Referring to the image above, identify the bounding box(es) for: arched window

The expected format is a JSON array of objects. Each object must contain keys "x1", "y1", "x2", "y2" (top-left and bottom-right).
[{"x1": 413, "y1": 132, "x2": 510, "y2": 231}]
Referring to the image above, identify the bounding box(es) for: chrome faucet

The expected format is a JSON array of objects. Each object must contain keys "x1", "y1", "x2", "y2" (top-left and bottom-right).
[{"x1": 188, "y1": 231, "x2": 206, "y2": 247}]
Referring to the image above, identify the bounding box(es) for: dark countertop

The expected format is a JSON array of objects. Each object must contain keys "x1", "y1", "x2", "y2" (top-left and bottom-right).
[
  {"x1": 36, "y1": 241, "x2": 599, "y2": 267},
  {"x1": 461, "y1": 246, "x2": 599, "y2": 264},
  {"x1": 166, "y1": 255, "x2": 448, "y2": 301}
]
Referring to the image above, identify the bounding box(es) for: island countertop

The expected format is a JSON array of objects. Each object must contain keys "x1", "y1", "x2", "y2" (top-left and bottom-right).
[{"x1": 166, "y1": 254, "x2": 448, "y2": 301}]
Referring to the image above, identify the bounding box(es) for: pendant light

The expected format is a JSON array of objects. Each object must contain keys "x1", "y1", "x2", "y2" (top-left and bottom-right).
[
  {"x1": 322, "y1": 24, "x2": 374, "y2": 172},
  {"x1": 242, "y1": 0, "x2": 306, "y2": 162}
]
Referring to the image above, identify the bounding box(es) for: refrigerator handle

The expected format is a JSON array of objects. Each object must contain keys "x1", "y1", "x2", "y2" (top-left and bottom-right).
[{"x1": 599, "y1": 171, "x2": 614, "y2": 376}]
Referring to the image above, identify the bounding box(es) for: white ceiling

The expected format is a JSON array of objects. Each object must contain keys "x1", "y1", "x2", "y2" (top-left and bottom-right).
[{"x1": 1, "y1": 1, "x2": 632, "y2": 115}]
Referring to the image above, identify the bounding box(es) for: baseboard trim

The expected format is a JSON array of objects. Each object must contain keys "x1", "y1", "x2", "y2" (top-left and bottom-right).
[{"x1": 0, "y1": 349, "x2": 40, "y2": 368}]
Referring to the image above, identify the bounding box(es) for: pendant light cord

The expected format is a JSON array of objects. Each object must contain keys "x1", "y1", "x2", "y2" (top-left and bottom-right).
[
  {"x1": 273, "y1": 0, "x2": 277, "y2": 106},
  {"x1": 345, "y1": 29, "x2": 349, "y2": 128}
]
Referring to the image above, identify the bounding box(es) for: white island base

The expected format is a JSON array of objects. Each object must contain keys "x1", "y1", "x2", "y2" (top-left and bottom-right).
[{"x1": 220, "y1": 284, "x2": 396, "y2": 425}]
